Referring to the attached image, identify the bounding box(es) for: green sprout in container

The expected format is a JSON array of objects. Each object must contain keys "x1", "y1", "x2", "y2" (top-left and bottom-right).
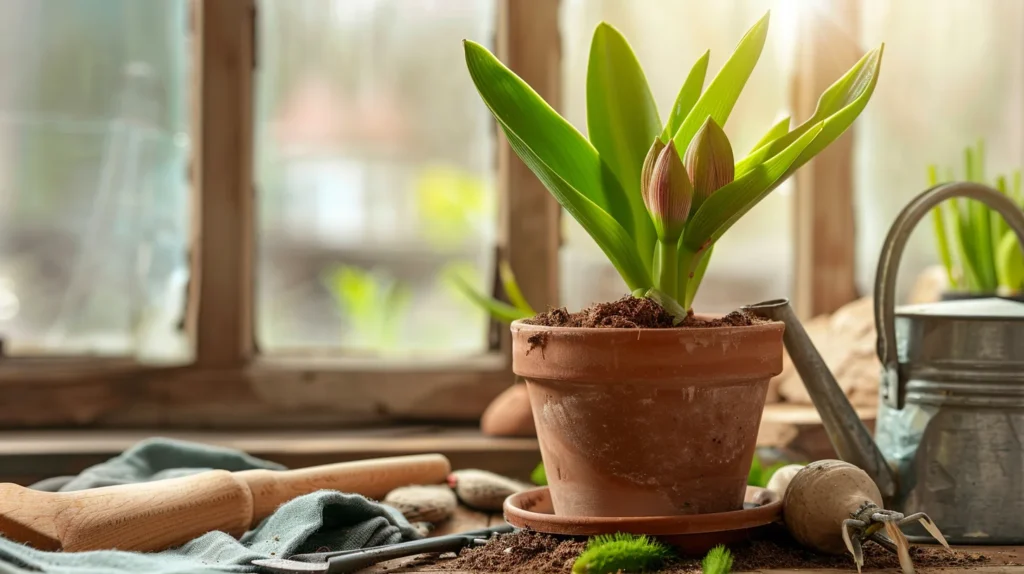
[
  {"x1": 323, "y1": 265, "x2": 410, "y2": 352},
  {"x1": 463, "y1": 13, "x2": 883, "y2": 320},
  {"x1": 929, "y1": 140, "x2": 1024, "y2": 296}
]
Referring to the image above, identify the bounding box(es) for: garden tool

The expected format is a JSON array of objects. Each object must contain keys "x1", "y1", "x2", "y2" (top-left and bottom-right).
[
  {"x1": 0, "y1": 454, "x2": 450, "y2": 553},
  {"x1": 745, "y1": 181, "x2": 1024, "y2": 544},
  {"x1": 251, "y1": 523, "x2": 514, "y2": 573}
]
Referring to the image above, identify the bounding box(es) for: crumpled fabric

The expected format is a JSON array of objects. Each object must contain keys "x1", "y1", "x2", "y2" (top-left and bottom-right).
[{"x1": 0, "y1": 438, "x2": 420, "y2": 574}]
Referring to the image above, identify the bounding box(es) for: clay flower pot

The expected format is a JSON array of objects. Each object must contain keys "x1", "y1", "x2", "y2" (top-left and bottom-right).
[{"x1": 511, "y1": 319, "x2": 784, "y2": 518}]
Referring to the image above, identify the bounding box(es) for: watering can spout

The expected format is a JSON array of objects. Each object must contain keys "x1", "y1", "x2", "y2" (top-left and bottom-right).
[{"x1": 744, "y1": 298, "x2": 898, "y2": 500}]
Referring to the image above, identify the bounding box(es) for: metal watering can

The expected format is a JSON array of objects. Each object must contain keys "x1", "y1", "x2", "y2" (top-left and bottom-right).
[{"x1": 746, "y1": 182, "x2": 1024, "y2": 544}]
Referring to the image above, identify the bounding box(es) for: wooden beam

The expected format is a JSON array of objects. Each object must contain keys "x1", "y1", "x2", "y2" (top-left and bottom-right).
[
  {"x1": 497, "y1": 0, "x2": 562, "y2": 318},
  {"x1": 188, "y1": 0, "x2": 256, "y2": 367},
  {"x1": 792, "y1": 0, "x2": 860, "y2": 318}
]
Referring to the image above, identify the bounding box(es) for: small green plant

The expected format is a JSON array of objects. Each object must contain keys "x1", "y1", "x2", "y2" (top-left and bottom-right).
[
  {"x1": 530, "y1": 461, "x2": 547, "y2": 486},
  {"x1": 929, "y1": 140, "x2": 1024, "y2": 295},
  {"x1": 747, "y1": 455, "x2": 787, "y2": 488},
  {"x1": 701, "y1": 544, "x2": 734, "y2": 574},
  {"x1": 447, "y1": 258, "x2": 535, "y2": 324},
  {"x1": 323, "y1": 265, "x2": 410, "y2": 351},
  {"x1": 464, "y1": 13, "x2": 883, "y2": 319},
  {"x1": 572, "y1": 533, "x2": 673, "y2": 574}
]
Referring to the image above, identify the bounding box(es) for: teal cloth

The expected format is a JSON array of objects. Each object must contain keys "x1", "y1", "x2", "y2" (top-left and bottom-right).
[{"x1": 0, "y1": 438, "x2": 422, "y2": 574}]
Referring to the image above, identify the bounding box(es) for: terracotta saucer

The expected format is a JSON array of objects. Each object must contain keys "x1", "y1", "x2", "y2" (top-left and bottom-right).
[{"x1": 503, "y1": 485, "x2": 782, "y2": 555}]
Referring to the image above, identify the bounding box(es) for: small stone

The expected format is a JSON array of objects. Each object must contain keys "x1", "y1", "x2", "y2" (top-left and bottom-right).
[{"x1": 383, "y1": 485, "x2": 457, "y2": 524}]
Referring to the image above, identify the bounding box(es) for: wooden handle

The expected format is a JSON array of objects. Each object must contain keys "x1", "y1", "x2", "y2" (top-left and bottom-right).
[
  {"x1": 237, "y1": 453, "x2": 451, "y2": 522},
  {"x1": 0, "y1": 470, "x2": 253, "y2": 553},
  {"x1": 0, "y1": 453, "x2": 451, "y2": 553}
]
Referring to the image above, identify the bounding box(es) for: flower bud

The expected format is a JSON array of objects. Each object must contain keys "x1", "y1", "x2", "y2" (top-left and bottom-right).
[
  {"x1": 684, "y1": 117, "x2": 734, "y2": 216},
  {"x1": 641, "y1": 138, "x2": 665, "y2": 200},
  {"x1": 643, "y1": 141, "x2": 692, "y2": 242}
]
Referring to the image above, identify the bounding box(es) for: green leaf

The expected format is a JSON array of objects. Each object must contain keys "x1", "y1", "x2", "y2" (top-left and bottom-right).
[
  {"x1": 682, "y1": 123, "x2": 823, "y2": 253},
  {"x1": 661, "y1": 50, "x2": 710, "y2": 142},
  {"x1": 464, "y1": 40, "x2": 630, "y2": 235},
  {"x1": 465, "y1": 40, "x2": 652, "y2": 291},
  {"x1": 702, "y1": 545, "x2": 734, "y2": 574},
  {"x1": 994, "y1": 175, "x2": 1010, "y2": 254},
  {"x1": 448, "y1": 271, "x2": 532, "y2": 324},
  {"x1": 672, "y1": 12, "x2": 770, "y2": 150},
  {"x1": 683, "y1": 245, "x2": 713, "y2": 310},
  {"x1": 750, "y1": 115, "x2": 790, "y2": 154},
  {"x1": 587, "y1": 23, "x2": 660, "y2": 265},
  {"x1": 928, "y1": 165, "x2": 956, "y2": 289},
  {"x1": 737, "y1": 45, "x2": 884, "y2": 178},
  {"x1": 499, "y1": 259, "x2": 535, "y2": 315},
  {"x1": 530, "y1": 461, "x2": 548, "y2": 486},
  {"x1": 996, "y1": 229, "x2": 1024, "y2": 291}
]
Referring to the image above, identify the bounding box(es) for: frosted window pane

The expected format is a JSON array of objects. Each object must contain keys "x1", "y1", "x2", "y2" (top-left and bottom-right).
[
  {"x1": 559, "y1": 0, "x2": 794, "y2": 314},
  {"x1": 855, "y1": 0, "x2": 1024, "y2": 302},
  {"x1": 0, "y1": 0, "x2": 191, "y2": 361},
  {"x1": 255, "y1": 0, "x2": 499, "y2": 357}
]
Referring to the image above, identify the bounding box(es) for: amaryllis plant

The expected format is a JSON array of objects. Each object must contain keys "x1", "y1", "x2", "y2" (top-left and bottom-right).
[{"x1": 464, "y1": 12, "x2": 883, "y2": 321}]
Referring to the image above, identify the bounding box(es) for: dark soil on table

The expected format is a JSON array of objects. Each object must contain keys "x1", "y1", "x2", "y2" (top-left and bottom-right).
[
  {"x1": 524, "y1": 295, "x2": 765, "y2": 329},
  {"x1": 443, "y1": 529, "x2": 999, "y2": 573}
]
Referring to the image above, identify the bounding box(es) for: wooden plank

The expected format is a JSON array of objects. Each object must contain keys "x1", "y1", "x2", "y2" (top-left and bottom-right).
[
  {"x1": 792, "y1": 0, "x2": 860, "y2": 318},
  {"x1": 188, "y1": 0, "x2": 256, "y2": 368},
  {"x1": 497, "y1": 0, "x2": 562, "y2": 322}
]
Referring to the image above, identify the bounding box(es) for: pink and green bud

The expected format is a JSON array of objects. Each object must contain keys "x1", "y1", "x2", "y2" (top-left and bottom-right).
[
  {"x1": 641, "y1": 138, "x2": 666, "y2": 201},
  {"x1": 684, "y1": 117, "x2": 734, "y2": 216},
  {"x1": 642, "y1": 140, "x2": 692, "y2": 242}
]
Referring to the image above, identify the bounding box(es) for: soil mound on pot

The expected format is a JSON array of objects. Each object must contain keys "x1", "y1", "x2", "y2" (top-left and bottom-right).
[
  {"x1": 524, "y1": 295, "x2": 765, "y2": 329},
  {"x1": 442, "y1": 530, "x2": 997, "y2": 573}
]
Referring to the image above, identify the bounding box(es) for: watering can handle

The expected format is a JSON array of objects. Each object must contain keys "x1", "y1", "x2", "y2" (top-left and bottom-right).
[{"x1": 874, "y1": 181, "x2": 1024, "y2": 409}]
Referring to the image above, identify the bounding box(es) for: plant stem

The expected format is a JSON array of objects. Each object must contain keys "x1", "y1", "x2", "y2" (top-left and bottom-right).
[{"x1": 655, "y1": 240, "x2": 678, "y2": 297}]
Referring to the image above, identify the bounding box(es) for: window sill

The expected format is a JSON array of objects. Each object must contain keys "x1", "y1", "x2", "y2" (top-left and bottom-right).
[{"x1": 0, "y1": 426, "x2": 540, "y2": 486}]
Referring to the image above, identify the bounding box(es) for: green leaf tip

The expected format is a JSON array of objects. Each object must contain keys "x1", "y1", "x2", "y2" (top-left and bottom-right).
[
  {"x1": 530, "y1": 461, "x2": 548, "y2": 486},
  {"x1": 573, "y1": 533, "x2": 672, "y2": 574}
]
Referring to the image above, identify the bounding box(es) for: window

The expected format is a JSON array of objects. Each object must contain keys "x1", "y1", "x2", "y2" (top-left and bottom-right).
[
  {"x1": 255, "y1": 0, "x2": 500, "y2": 357},
  {"x1": 0, "y1": 0, "x2": 190, "y2": 360},
  {"x1": 4, "y1": 0, "x2": 982, "y2": 430}
]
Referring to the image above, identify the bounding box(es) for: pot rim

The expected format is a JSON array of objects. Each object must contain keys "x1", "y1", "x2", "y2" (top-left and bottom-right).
[{"x1": 509, "y1": 316, "x2": 783, "y2": 335}]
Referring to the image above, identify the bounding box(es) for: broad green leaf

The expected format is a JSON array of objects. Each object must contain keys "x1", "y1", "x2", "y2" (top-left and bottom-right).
[
  {"x1": 750, "y1": 115, "x2": 790, "y2": 153},
  {"x1": 465, "y1": 40, "x2": 651, "y2": 291},
  {"x1": 682, "y1": 122, "x2": 823, "y2": 252},
  {"x1": 499, "y1": 259, "x2": 535, "y2": 314},
  {"x1": 450, "y1": 272, "x2": 532, "y2": 324},
  {"x1": 464, "y1": 40, "x2": 622, "y2": 223},
  {"x1": 953, "y1": 200, "x2": 982, "y2": 291},
  {"x1": 661, "y1": 50, "x2": 710, "y2": 142},
  {"x1": 505, "y1": 126, "x2": 652, "y2": 291},
  {"x1": 683, "y1": 245, "x2": 713, "y2": 310},
  {"x1": 672, "y1": 12, "x2": 769, "y2": 149},
  {"x1": 587, "y1": 23, "x2": 660, "y2": 264},
  {"x1": 737, "y1": 45, "x2": 884, "y2": 177}
]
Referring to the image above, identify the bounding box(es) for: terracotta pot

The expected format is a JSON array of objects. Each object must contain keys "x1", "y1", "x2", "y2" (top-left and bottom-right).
[{"x1": 511, "y1": 319, "x2": 784, "y2": 518}]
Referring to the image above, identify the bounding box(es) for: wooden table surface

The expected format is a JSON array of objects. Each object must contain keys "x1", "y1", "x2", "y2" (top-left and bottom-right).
[{"x1": 358, "y1": 507, "x2": 1024, "y2": 573}]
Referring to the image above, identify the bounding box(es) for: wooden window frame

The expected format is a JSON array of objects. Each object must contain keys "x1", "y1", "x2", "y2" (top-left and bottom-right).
[
  {"x1": 0, "y1": 0, "x2": 860, "y2": 430},
  {"x1": 0, "y1": 0, "x2": 560, "y2": 429}
]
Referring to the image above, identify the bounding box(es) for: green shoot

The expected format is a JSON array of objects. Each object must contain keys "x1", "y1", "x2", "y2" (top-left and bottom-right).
[
  {"x1": 530, "y1": 461, "x2": 548, "y2": 486},
  {"x1": 463, "y1": 13, "x2": 883, "y2": 319},
  {"x1": 323, "y1": 266, "x2": 410, "y2": 352},
  {"x1": 702, "y1": 545, "x2": 734, "y2": 574},
  {"x1": 572, "y1": 533, "x2": 672, "y2": 574},
  {"x1": 445, "y1": 258, "x2": 534, "y2": 324},
  {"x1": 928, "y1": 139, "x2": 1024, "y2": 295}
]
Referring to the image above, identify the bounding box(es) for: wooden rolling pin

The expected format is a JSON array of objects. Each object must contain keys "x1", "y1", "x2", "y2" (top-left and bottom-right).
[{"x1": 0, "y1": 453, "x2": 450, "y2": 553}]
